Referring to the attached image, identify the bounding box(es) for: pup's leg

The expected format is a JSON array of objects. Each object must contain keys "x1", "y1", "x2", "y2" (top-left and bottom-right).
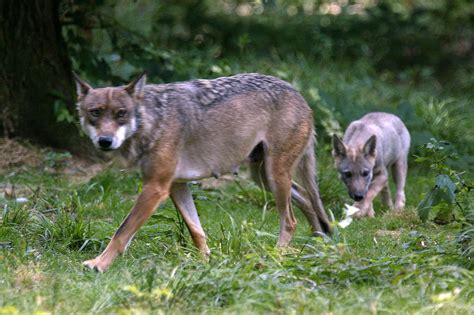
[
  {"x1": 381, "y1": 184, "x2": 394, "y2": 209},
  {"x1": 170, "y1": 182, "x2": 210, "y2": 256},
  {"x1": 83, "y1": 181, "x2": 170, "y2": 272},
  {"x1": 392, "y1": 157, "x2": 408, "y2": 209},
  {"x1": 353, "y1": 169, "x2": 388, "y2": 218},
  {"x1": 353, "y1": 200, "x2": 373, "y2": 217}
]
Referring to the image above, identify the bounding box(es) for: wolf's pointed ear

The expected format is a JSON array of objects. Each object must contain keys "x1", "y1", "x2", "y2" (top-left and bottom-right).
[
  {"x1": 332, "y1": 135, "x2": 346, "y2": 158},
  {"x1": 72, "y1": 72, "x2": 92, "y2": 100},
  {"x1": 124, "y1": 72, "x2": 147, "y2": 99},
  {"x1": 363, "y1": 135, "x2": 377, "y2": 158}
]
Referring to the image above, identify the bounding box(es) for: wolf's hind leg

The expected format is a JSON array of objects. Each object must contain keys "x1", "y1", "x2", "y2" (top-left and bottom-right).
[
  {"x1": 392, "y1": 157, "x2": 408, "y2": 210},
  {"x1": 250, "y1": 158, "x2": 295, "y2": 243},
  {"x1": 249, "y1": 156, "x2": 324, "y2": 235},
  {"x1": 264, "y1": 155, "x2": 297, "y2": 247},
  {"x1": 290, "y1": 183, "x2": 324, "y2": 235},
  {"x1": 293, "y1": 142, "x2": 331, "y2": 235},
  {"x1": 170, "y1": 182, "x2": 210, "y2": 256}
]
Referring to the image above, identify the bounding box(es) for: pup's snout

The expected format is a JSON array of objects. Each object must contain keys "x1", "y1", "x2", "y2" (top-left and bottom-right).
[
  {"x1": 352, "y1": 192, "x2": 365, "y2": 201},
  {"x1": 98, "y1": 136, "x2": 114, "y2": 150}
]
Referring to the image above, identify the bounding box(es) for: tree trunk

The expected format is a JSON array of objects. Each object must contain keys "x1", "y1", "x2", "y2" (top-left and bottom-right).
[{"x1": 0, "y1": 0, "x2": 81, "y2": 151}]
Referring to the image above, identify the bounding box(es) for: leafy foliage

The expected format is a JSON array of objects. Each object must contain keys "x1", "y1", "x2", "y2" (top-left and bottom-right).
[
  {"x1": 58, "y1": 1, "x2": 474, "y2": 160},
  {"x1": 414, "y1": 138, "x2": 473, "y2": 268},
  {"x1": 415, "y1": 138, "x2": 472, "y2": 223},
  {"x1": 60, "y1": 1, "x2": 473, "y2": 87},
  {"x1": 418, "y1": 174, "x2": 456, "y2": 222}
]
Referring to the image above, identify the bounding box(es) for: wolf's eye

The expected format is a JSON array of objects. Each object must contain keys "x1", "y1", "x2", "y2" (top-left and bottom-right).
[
  {"x1": 342, "y1": 171, "x2": 352, "y2": 178},
  {"x1": 361, "y1": 170, "x2": 370, "y2": 177},
  {"x1": 117, "y1": 109, "x2": 127, "y2": 118},
  {"x1": 89, "y1": 109, "x2": 101, "y2": 117}
]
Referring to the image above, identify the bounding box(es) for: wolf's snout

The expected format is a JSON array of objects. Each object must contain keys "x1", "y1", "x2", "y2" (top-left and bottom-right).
[
  {"x1": 98, "y1": 136, "x2": 114, "y2": 150},
  {"x1": 352, "y1": 192, "x2": 365, "y2": 201}
]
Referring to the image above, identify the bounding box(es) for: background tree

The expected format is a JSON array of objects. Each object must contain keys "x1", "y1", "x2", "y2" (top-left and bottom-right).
[{"x1": 0, "y1": 0, "x2": 82, "y2": 150}]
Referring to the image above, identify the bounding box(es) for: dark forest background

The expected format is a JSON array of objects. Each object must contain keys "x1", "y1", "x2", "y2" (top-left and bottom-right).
[{"x1": 1, "y1": 0, "x2": 473, "y2": 159}]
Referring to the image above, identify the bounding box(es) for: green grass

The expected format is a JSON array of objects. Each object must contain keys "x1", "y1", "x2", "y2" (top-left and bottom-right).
[
  {"x1": 1, "y1": 160, "x2": 472, "y2": 314},
  {"x1": 1, "y1": 58, "x2": 473, "y2": 314}
]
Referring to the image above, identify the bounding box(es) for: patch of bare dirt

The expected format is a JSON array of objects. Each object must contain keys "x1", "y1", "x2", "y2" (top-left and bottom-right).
[
  {"x1": 199, "y1": 170, "x2": 256, "y2": 190},
  {"x1": 60, "y1": 158, "x2": 105, "y2": 184},
  {"x1": 382, "y1": 208, "x2": 421, "y2": 226},
  {"x1": 0, "y1": 138, "x2": 104, "y2": 183},
  {"x1": 0, "y1": 139, "x2": 42, "y2": 171},
  {"x1": 200, "y1": 175, "x2": 238, "y2": 189}
]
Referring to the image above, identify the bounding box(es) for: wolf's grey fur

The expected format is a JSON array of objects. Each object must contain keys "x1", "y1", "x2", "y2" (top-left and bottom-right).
[
  {"x1": 75, "y1": 73, "x2": 331, "y2": 271},
  {"x1": 332, "y1": 112, "x2": 410, "y2": 217},
  {"x1": 119, "y1": 74, "x2": 301, "y2": 170}
]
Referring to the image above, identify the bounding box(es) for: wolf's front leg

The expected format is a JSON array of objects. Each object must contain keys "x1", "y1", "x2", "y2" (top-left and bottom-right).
[
  {"x1": 170, "y1": 182, "x2": 210, "y2": 256},
  {"x1": 352, "y1": 201, "x2": 375, "y2": 218},
  {"x1": 83, "y1": 182, "x2": 170, "y2": 272},
  {"x1": 353, "y1": 170, "x2": 388, "y2": 218}
]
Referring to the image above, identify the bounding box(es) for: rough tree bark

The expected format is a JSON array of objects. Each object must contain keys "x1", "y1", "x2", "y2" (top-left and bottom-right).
[{"x1": 0, "y1": 0, "x2": 81, "y2": 150}]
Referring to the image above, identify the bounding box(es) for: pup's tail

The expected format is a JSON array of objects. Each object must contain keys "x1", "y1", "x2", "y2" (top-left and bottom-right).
[{"x1": 296, "y1": 135, "x2": 332, "y2": 236}]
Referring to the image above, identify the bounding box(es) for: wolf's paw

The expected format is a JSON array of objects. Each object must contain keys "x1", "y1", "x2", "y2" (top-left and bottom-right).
[
  {"x1": 83, "y1": 257, "x2": 110, "y2": 273},
  {"x1": 367, "y1": 207, "x2": 375, "y2": 217},
  {"x1": 199, "y1": 246, "x2": 211, "y2": 262},
  {"x1": 394, "y1": 201, "x2": 405, "y2": 210},
  {"x1": 352, "y1": 210, "x2": 369, "y2": 219},
  {"x1": 351, "y1": 203, "x2": 375, "y2": 218},
  {"x1": 395, "y1": 193, "x2": 406, "y2": 210},
  {"x1": 351, "y1": 203, "x2": 365, "y2": 218}
]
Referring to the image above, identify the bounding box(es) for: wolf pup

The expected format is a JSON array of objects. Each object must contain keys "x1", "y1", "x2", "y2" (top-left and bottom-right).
[
  {"x1": 332, "y1": 112, "x2": 410, "y2": 218},
  {"x1": 73, "y1": 72, "x2": 331, "y2": 272}
]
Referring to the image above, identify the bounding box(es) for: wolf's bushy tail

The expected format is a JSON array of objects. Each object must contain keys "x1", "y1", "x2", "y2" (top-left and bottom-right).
[{"x1": 298, "y1": 135, "x2": 332, "y2": 235}]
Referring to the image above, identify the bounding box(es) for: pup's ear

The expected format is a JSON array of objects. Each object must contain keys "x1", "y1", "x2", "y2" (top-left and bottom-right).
[
  {"x1": 124, "y1": 72, "x2": 147, "y2": 99},
  {"x1": 363, "y1": 135, "x2": 377, "y2": 158},
  {"x1": 72, "y1": 72, "x2": 92, "y2": 100},
  {"x1": 332, "y1": 135, "x2": 347, "y2": 158}
]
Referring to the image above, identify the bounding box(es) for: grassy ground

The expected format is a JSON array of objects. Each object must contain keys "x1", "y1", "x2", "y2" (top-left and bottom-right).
[
  {"x1": 1, "y1": 59, "x2": 473, "y2": 314},
  {"x1": 0, "y1": 150, "x2": 472, "y2": 314}
]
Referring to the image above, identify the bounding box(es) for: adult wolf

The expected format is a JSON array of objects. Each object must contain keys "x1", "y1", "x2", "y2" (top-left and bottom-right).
[
  {"x1": 332, "y1": 112, "x2": 410, "y2": 218},
  {"x1": 74, "y1": 72, "x2": 331, "y2": 272}
]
